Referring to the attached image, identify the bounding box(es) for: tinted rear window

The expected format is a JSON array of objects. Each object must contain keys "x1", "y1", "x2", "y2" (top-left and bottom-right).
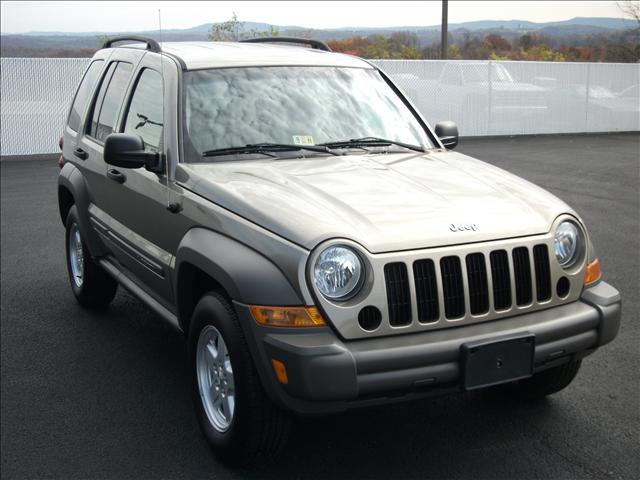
[
  {"x1": 67, "y1": 60, "x2": 103, "y2": 132},
  {"x1": 88, "y1": 61, "x2": 132, "y2": 143}
]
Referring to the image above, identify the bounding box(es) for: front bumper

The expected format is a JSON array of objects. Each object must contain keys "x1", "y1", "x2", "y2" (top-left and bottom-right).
[{"x1": 235, "y1": 281, "x2": 621, "y2": 415}]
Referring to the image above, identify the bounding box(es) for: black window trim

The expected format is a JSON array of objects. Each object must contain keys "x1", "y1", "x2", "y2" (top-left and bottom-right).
[
  {"x1": 66, "y1": 59, "x2": 105, "y2": 133},
  {"x1": 84, "y1": 60, "x2": 134, "y2": 145},
  {"x1": 87, "y1": 61, "x2": 117, "y2": 142}
]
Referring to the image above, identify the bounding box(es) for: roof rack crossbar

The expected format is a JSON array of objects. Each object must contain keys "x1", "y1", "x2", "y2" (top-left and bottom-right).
[
  {"x1": 240, "y1": 37, "x2": 331, "y2": 52},
  {"x1": 102, "y1": 35, "x2": 161, "y2": 53}
]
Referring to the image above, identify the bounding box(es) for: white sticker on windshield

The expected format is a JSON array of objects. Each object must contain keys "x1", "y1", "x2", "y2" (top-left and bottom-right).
[{"x1": 292, "y1": 135, "x2": 314, "y2": 145}]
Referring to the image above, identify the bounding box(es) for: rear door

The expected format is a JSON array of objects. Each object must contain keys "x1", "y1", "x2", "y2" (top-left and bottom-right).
[
  {"x1": 63, "y1": 58, "x2": 107, "y2": 211},
  {"x1": 75, "y1": 51, "x2": 139, "y2": 224}
]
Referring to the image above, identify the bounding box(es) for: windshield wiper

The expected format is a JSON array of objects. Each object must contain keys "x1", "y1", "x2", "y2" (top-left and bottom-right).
[
  {"x1": 202, "y1": 143, "x2": 338, "y2": 158},
  {"x1": 318, "y1": 137, "x2": 425, "y2": 153}
]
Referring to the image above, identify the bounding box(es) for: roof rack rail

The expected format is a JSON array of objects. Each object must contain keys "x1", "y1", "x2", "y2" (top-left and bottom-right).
[
  {"x1": 102, "y1": 35, "x2": 161, "y2": 53},
  {"x1": 241, "y1": 37, "x2": 332, "y2": 52}
]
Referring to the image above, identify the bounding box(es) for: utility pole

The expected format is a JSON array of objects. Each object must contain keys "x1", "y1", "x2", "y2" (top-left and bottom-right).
[{"x1": 441, "y1": 0, "x2": 448, "y2": 59}]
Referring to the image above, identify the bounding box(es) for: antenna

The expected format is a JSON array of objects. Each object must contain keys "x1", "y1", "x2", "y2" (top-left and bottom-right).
[
  {"x1": 158, "y1": 9, "x2": 167, "y2": 166},
  {"x1": 158, "y1": 9, "x2": 179, "y2": 212}
]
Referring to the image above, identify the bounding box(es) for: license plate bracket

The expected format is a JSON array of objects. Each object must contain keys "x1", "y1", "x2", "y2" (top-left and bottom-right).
[{"x1": 462, "y1": 333, "x2": 535, "y2": 390}]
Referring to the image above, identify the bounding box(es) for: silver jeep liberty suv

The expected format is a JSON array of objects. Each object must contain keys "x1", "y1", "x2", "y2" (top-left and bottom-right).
[{"x1": 58, "y1": 36, "x2": 621, "y2": 463}]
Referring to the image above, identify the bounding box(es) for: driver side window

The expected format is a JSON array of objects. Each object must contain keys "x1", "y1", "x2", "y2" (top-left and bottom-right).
[{"x1": 123, "y1": 69, "x2": 164, "y2": 153}]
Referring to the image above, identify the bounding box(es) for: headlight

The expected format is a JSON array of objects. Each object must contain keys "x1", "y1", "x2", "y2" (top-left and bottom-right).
[
  {"x1": 314, "y1": 246, "x2": 363, "y2": 300},
  {"x1": 554, "y1": 221, "x2": 583, "y2": 268}
]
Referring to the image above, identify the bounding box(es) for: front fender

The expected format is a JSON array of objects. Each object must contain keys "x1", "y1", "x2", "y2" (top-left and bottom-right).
[{"x1": 175, "y1": 227, "x2": 304, "y2": 308}]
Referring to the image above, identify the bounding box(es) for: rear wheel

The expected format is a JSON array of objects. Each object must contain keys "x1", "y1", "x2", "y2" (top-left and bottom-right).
[
  {"x1": 504, "y1": 359, "x2": 582, "y2": 400},
  {"x1": 188, "y1": 292, "x2": 291, "y2": 464},
  {"x1": 65, "y1": 205, "x2": 117, "y2": 307}
]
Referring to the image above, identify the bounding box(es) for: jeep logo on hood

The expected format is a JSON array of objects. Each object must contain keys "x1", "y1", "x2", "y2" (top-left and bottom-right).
[{"x1": 450, "y1": 223, "x2": 478, "y2": 232}]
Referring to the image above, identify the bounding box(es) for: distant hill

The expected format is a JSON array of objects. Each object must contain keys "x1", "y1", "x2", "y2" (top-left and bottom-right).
[{"x1": 1, "y1": 16, "x2": 636, "y2": 57}]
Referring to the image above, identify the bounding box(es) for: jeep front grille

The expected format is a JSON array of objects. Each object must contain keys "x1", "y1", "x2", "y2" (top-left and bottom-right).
[
  {"x1": 383, "y1": 243, "x2": 553, "y2": 324},
  {"x1": 513, "y1": 247, "x2": 533, "y2": 306},
  {"x1": 465, "y1": 253, "x2": 489, "y2": 315},
  {"x1": 383, "y1": 262, "x2": 411, "y2": 326},
  {"x1": 440, "y1": 256, "x2": 465, "y2": 319},
  {"x1": 413, "y1": 259, "x2": 439, "y2": 322},
  {"x1": 533, "y1": 244, "x2": 552, "y2": 302},
  {"x1": 490, "y1": 250, "x2": 512, "y2": 310}
]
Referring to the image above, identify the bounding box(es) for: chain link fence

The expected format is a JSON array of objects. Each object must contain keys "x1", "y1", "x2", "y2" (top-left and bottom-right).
[
  {"x1": 1, "y1": 57, "x2": 638, "y2": 155},
  {"x1": 1, "y1": 58, "x2": 90, "y2": 155},
  {"x1": 372, "y1": 60, "x2": 640, "y2": 137}
]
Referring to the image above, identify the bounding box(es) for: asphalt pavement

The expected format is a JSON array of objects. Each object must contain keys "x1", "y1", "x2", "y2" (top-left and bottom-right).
[{"x1": 1, "y1": 133, "x2": 639, "y2": 479}]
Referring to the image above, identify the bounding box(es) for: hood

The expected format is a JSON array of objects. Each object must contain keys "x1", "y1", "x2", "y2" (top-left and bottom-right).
[{"x1": 177, "y1": 151, "x2": 572, "y2": 253}]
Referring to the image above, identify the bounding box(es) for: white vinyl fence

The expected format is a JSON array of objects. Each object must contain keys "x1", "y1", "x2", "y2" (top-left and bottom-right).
[
  {"x1": 1, "y1": 57, "x2": 638, "y2": 155},
  {"x1": 1, "y1": 58, "x2": 90, "y2": 155},
  {"x1": 372, "y1": 60, "x2": 640, "y2": 137}
]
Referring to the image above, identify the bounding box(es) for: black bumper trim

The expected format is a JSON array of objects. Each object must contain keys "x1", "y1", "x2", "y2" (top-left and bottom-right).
[{"x1": 234, "y1": 281, "x2": 621, "y2": 415}]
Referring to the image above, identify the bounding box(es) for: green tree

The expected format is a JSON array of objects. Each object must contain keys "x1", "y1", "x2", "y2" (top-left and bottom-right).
[
  {"x1": 522, "y1": 44, "x2": 565, "y2": 61},
  {"x1": 208, "y1": 12, "x2": 242, "y2": 41},
  {"x1": 447, "y1": 44, "x2": 463, "y2": 59},
  {"x1": 518, "y1": 33, "x2": 536, "y2": 50},
  {"x1": 358, "y1": 33, "x2": 422, "y2": 59},
  {"x1": 208, "y1": 13, "x2": 279, "y2": 41}
]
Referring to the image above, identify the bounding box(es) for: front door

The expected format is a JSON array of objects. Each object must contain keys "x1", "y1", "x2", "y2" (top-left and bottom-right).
[{"x1": 97, "y1": 58, "x2": 176, "y2": 307}]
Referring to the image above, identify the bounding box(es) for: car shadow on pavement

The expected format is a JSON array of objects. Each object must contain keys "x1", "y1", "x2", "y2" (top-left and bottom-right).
[{"x1": 237, "y1": 391, "x2": 562, "y2": 479}]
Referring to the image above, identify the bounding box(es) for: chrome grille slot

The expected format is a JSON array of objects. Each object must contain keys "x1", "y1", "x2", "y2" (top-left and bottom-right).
[
  {"x1": 413, "y1": 259, "x2": 439, "y2": 323},
  {"x1": 440, "y1": 256, "x2": 465, "y2": 319},
  {"x1": 466, "y1": 253, "x2": 489, "y2": 315},
  {"x1": 384, "y1": 262, "x2": 411, "y2": 326},
  {"x1": 490, "y1": 250, "x2": 512, "y2": 310},
  {"x1": 533, "y1": 244, "x2": 552, "y2": 301},
  {"x1": 512, "y1": 247, "x2": 533, "y2": 306}
]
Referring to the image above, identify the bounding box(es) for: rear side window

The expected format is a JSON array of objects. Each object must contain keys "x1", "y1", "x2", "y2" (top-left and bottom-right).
[
  {"x1": 67, "y1": 60, "x2": 103, "y2": 132},
  {"x1": 87, "y1": 61, "x2": 133, "y2": 143},
  {"x1": 123, "y1": 69, "x2": 164, "y2": 153}
]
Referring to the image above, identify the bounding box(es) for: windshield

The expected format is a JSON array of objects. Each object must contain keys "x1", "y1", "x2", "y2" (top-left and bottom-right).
[{"x1": 182, "y1": 66, "x2": 433, "y2": 162}]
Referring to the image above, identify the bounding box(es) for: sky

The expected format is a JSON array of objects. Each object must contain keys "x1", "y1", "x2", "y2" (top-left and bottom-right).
[{"x1": 0, "y1": 1, "x2": 629, "y2": 34}]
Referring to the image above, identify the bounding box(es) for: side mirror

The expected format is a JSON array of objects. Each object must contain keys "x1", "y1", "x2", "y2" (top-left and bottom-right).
[
  {"x1": 435, "y1": 121, "x2": 459, "y2": 150},
  {"x1": 104, "y1": 133, "x2": 162, "y2": 172}
]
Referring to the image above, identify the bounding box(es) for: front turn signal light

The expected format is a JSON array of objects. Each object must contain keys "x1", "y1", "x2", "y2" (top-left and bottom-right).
[
  {"x1": 250, "y1": 306, "x2": 326, "y2": 327},
  {"x1": 584, "y1": 258, "x2": 602, "y2": 285},
  {"x1": 271, "y1": 359, "x2": 289, "y2": 384}
]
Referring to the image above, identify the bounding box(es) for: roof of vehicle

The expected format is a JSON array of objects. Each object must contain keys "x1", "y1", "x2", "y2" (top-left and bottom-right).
[{"x1": 147, "y1": 41, "x2": 373, "y2": 70}]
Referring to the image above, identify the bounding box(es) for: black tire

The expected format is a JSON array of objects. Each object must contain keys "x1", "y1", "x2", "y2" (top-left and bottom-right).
[
  {"x1": 504, "y1": 359, "x2": 582, "y2": 400},
  {"x1": 188, "y1": 292, "x2": 292, "y2": 464},
  {"x1": 65, "y1": 205, "x2": 117, "y2": 307}
]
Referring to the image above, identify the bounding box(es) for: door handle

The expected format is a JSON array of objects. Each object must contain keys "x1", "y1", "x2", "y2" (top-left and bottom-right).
[
  {"x1": 73, "y1": 147, "x2": 88, "y2": 160},
  {"x1": 107, "y1": 169, "x2": 126, "y2": 184}
]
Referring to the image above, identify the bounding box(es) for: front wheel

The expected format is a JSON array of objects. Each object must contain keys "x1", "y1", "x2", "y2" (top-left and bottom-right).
[
  {"x1": 65, "y1": 205, "x2": 117, "y2": 307},
  {"x1": 188, "y1": 292, "x2": 291, "y2": 464}
]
